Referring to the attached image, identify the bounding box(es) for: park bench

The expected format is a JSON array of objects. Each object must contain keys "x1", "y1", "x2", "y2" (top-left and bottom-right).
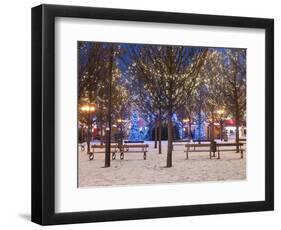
[
  {"x1": 124, "y1": 140, "x2": 144, "y2": 144},
  {"x1": 172, "y1": 140, "x2": 190, "y2": 151},
  {"x1": 216, "y1": 143, "x2": 245, "y2": 159},
  {"x1": 185, "y1": 142, "x2": 245, "y2": 160},
  {"x1": 123, "y1": 140, "x2": 145, "y2": 151},
  {"x1": 89, "y1": 144, "x2": 118, "y2": 160},
  {"x1": 119, "y1": 144, "x2": 149, "y2": 160},
  {"x1": 185, "y1": 143, "x2": 214, "y2": 159}
]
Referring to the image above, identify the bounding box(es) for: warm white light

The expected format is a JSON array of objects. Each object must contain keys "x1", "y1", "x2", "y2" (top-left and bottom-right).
[
  {"x1": 217, "y1": 109, "x2": 224, "y2": 115},
  {"x1": 81, "y1": 104, "x2": 95, "y2": 112},
  {"x1": 183, "y1": 118, "x2": 190, "y2": 123}
]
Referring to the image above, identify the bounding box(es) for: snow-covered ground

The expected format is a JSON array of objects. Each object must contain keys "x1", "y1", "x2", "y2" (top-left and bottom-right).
[{"x1": 78, "y1": 140, "x2": 246, "y2": 187}]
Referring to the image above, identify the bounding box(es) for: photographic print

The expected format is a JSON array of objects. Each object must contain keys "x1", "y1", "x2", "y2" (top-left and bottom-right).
[
  {"x1": 78, "y1": 42, "x2": 246, "y2": 187},
  {"x1": 32, "y1": 5, "x2": 273, "y2": 224}
]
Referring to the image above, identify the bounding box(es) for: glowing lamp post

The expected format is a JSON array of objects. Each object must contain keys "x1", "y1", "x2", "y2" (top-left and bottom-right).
[{"x1": 80, "y1": 104, "x2": 95, "y2": 154}]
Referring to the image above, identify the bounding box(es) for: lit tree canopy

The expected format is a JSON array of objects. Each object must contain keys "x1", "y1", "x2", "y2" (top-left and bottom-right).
[{"x1": 78, "y1": 41, "x2": 246, "y2": 167}]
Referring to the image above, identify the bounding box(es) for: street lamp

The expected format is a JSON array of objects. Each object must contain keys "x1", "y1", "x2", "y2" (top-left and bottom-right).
[
  {"x1": 81, "y1": 105, "x2": 96, "y2": 112},
  {"x1": 80, "y1": 104, "x2": 96, "y2": 154}
]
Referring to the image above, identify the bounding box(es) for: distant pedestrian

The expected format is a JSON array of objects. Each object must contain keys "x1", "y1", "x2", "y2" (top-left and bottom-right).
[{"x1": 223, "y1": 130, "x2": 228, "y2": 142}]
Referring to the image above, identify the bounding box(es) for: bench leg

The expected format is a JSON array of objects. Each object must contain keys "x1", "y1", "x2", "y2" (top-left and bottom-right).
[
  {"x1": 241, "y1": 150, "x2": 243, "y2": 159},
  {"x1": 120, "y1": 152, "x2": 124, "y2": 160},
  {"x1": 144, "y1": 152, "x2": 147, "y2": 160},
  {"x1": 112, "y1": 152, "x2": 116, "y2": 160},
  {"x1": 218, "y1": 151, "x2": 220, "y2": 159},
  {"x1": 186, "y1": 151, "x2": 189, "y2": 160}
]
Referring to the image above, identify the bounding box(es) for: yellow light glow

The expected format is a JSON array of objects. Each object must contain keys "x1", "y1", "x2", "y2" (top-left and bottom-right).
[
  {"x1": 80, "y1": 104, "x2": 95, "y2": 112},
  {"x1": 183, "y1": 118, "x2": 190, "y2": 123},
  {"x1": 217, "y1": 109, "x2": 224, "y2": 115},
  {"x1": 117, "y1": 119, "x2": 122, "y2": 123}
]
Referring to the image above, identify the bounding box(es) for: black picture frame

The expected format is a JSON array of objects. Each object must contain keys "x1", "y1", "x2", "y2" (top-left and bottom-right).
[{"x1": 31, "y1": 4, "x2": 274, "y2": 225}]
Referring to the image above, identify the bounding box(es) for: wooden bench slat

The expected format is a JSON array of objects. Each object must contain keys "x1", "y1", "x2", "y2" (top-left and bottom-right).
[
  {"x1": 124, "y1": 140, "x2": 144, "y2": 143},
  {"x1": 186, "y1": 144, "x2": 211, "y2": 147},
  {"x1": 91, "y1": 145, "x2": 118, "y2": 148},
  {"x1": 120, "y1": 144, "x2": 148, "y2": 147},
  {"x1": 216, "y1": 143, "x2": 244, "y2": 147}
]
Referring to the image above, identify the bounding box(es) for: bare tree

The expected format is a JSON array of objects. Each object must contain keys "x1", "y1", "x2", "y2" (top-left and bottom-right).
[
  {"x1": 78, "y1": 42, "x2": 126, "y2": 167},
  {"x1": 214, "y1": 49, "x2": 246, "y2": 150},
  {"x1": 124, "y1": 45, "x2": 165, "y2": 152},
  {"x1": 125, "y1": 44, "x2": 208, "y2": 167},
  {"x1": 199, "y1": 50, "x2": 226, "y2": 141},
  {"x1": 78, "y1": 42, "x2": 108, "y2": 153}
]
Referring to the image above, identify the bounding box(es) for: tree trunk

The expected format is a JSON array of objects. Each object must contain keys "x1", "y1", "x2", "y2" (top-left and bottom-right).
[
  {"x1": 150, "y1": 122, "x2": 153, "y2": 141},
  {"x1": 198, "y1": 108, "x2": 202, "y2": 144},
  {"x1": 86, "y1": 113, "x2": 91, "y2": 153},
  {"x1": 235, "y1": 118, "x2": 240, "y2": 152},
  {"x1": 220, "y1": 120, "x2": 223, "y2": 141},
  {"x1": 166, "y1": 46, "x2": 173, "y2": 167},
  {"x1": 105, "y1": 124, "x2": 111, "y2": 167},
  {"x1": 158, "y1": 118, "x2": 162, "y2": 154},
  {"x1": 188, "y1": 120, "x2": 192, "y2": 140},
  {"x1": 100, "y1": 121, "x2": 103, "y2": 145},
  {"x1": 99, "y1": 105, "x2": 104, "y2": 145},
  {"x1": 154, "y1": 120, "x2": 158, "y2": 148},
  {"x1": 105, "y1": 46, "x2": 114, "y2": 168},
  {"x1": 211, "y1": 112, "x2": 215, "y2": 142},
  {"x1": 80, "y1": 126, "x2": 84, "y2": 143},
  {"x1": 87, "y1": 127, "x2": 91, "y2": 154},
  {"x1": 167, "y1": 116, "x2": 173, "y2": 167},
  {"x1": 181, "y1": 121, "x2": 184, "y2": 139}
]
